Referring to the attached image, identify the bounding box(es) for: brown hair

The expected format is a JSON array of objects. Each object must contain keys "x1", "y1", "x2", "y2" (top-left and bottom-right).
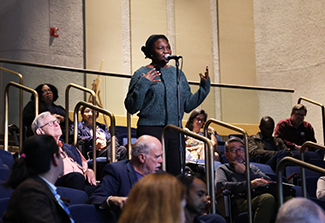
[
  {"x1": 118, "y1": 173, "x2": 186, "y2": 223},
  {"x1": 185, "y1": 108, "x2": 208, "y2": 131},
  {"x1": 291, "y1": 104, "x2": 307, "y2": 116}
]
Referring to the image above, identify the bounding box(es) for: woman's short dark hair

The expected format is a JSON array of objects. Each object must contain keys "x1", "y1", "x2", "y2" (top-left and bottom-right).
[
  {"x1": 5, "y1": 135, "x2": 60, "y2": 189},
  {"x1": 141, "y1": 34, "x2": 169, "y2": 59},
  {"x1": 31, "y1": 83, "x2": 59, "y2": 102},
  {"x1": 80, "y1": 106, "x2": 99, "y2": 119},
  {"x1": 185, "y1": 108, "x2": 208, "y2": 131}
]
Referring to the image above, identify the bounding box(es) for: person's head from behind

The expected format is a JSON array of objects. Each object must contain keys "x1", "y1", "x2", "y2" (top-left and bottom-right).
[
  {"x1": 141, "y1": 34, "x2": 171, "y2": 67},
  {"x1": 131, "y1": 135, "x2": 163, "y2": 175},
  {"x1": 178, "y1": 173, "x2": 208, "y2": 216},
  {"x1": 118, "y1": 172, "x2": 186, "y2": 223},
  {"x1": 6, "y1": 135, "x2": 62, "y2": 189},
  {"x1": 32, "y1": 111, "x2": 62, "y2": 140},
  {"x1": 290, "y1": 104, "x2": 307, "y2": 127},
  {"x1": 225, "y1": 137, "x2": 245, "y2": 164},
  {"x1": 276, "y1": 197, "x2": 325, "y2": 223},
  {"x1": 32, "y1": 84, "x2": 59, "y2": 104},
  {"x1": 259, "y1": 116, "x2": 275, "y2": 139},
  {"x1": 185, "y1": 108, "x2": 208, "y2": 132},
  {"x1": 80, "y1": 106, "x2": 99, "y2": 125}
]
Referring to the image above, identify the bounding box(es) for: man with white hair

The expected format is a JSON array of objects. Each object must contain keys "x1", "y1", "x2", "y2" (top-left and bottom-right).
[
  {"x1": 89, "y1": 134, "x2": 163, "y2": 212},
  {"x1": 276, "y1": 197, "x2": 325, "y2": 223},
  {"x1": 32, "y1": 111, "x2": 96, "y2": 194}
]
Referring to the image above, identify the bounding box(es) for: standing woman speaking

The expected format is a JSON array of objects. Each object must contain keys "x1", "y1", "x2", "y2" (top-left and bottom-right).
[{"x1": 124, "y1": 34, "x2": 210, "y2": 175}]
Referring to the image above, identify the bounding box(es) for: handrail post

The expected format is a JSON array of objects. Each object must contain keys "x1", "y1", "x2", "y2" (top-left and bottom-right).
[
  {"x1": 4, "y1": 82, "x2": 38, "y2": 151},
  {"x1": 204, "y1": 118, "x2": 252, "y2": 223},
  {"x1": 299, "y1": 141, "x2": 325, "y2": 197},
  {"x1": 73, "y1": 101, "x2": 116, "y2": 175},
  {"x1": 161, "y1": 124, "x2": 215, "y2": 213},
  {"x1": 298, "y1": 97, "x2": 325, "y2": 144},
  {"x1": 65, "y1": 83, "x2": 96, "y2": 143},
  {"x1": 0, "y1": 67, "x2": 24, "y2": 150},
  {"x1": 276, "y1": 156, "x2": 325, "y2": 207},
  {"x1": 127, "y1": 112, "x2": 132, "y2": 159}
]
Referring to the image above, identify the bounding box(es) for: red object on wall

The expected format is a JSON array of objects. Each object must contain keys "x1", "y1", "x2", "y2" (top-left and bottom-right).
[{"x1": 50, "y1": 27, "x2": 59, "y2": 37}]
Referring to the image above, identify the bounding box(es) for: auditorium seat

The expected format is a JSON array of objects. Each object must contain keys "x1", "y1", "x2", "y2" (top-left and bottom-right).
[
  {"x1": 0, "y1": 150, "x2": 14, "y2": 170},
  {"x1": 68, "y1": 204, "x2": 117, "y2": 223},
  {"x1": 56, "y1": 186, "x2": 88, "y2": 205}
]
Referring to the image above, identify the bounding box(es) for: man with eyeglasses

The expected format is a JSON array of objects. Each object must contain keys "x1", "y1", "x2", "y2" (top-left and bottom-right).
[
  {"x1": 32, "y1": 111, "x2": 97, "y2": 195},
  {"x1": 215, "y1": 137, "x2": 275, "y2": 223},
  {"x1": 274, "y1": 104, "x2": 317, "y2": 151}
]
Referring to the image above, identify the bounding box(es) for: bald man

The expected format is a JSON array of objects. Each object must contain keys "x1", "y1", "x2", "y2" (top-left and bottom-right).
[
  {"x1": 248, "y1": 116, "x2": 291, "y2": 170},
  {"x1": 89, "y1": 135, "x2": 163, "y2": 211}
]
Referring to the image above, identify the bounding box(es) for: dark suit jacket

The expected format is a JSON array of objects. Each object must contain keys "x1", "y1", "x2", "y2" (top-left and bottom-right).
[
  {"x1": 89, "y1": 160, "x2": 138, "y2": 206},
  {"x1": 3, "y1": 176, "x2": 71, "y2": 223}
]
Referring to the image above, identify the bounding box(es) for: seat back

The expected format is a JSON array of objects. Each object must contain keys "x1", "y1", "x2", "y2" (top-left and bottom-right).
[
  {"x1": 56, "y1": 186, "x2": 88, "y2": 205},
  {"x1": 68, "y1": 204, "x2": 117, "y2": 223},
  {"x1": 251, "y1": 162, "x2": 276, "y2": 181},
  {"x1": 0, "y1": 169, "x2": 11, "y2": 182},
  {"x1": 0, "y1": 150, "x2": 14, "y2": 170},
  {"x1": 110, "y1": 126, "x2": 137, "y2": 146},
  {"x1": 87, "y1": 157, "x2": 110, "y2": 180},
  {"x1": 0, "y1": 181, "x2": 13, "y2": 199}
]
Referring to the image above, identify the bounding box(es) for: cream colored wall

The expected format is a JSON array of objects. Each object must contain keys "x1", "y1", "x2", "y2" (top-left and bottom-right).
[
  {"x1": 254, "y1": 0, "x2": 325, "y2": 144},
  {"x1": 218, "y1": 0, "x2": 259, "y2": 124}
]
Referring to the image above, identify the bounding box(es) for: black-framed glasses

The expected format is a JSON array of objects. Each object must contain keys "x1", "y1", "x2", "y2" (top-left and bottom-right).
[
  {"x1": 229, "y1": 147, "x2": 245, "y2": 153},
  {"x1": 40, "y1": 120, "x2": 60, "y2": 129}
]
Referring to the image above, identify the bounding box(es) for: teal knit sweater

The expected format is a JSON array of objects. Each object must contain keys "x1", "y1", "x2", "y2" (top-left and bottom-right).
[{"x1": 124, "y1": 66, "x2": 210, "y2": 127}]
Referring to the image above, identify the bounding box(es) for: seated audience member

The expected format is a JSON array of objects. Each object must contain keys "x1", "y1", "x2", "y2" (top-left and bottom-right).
[
  {"x1": 317, "y1": 176, "x2": 325, "y2": 201},
  {"x1": 215, "y1": 137, "x2": 275, "y2": 223},
  {"x1": 3, "y1": 135, "x2": 73, "y2": 223},
  {"x1": 184, "y1": 108, "x2": 219, "y2": 162},
  {"x1": 32, "y1": 111, "x2": 96, "y2": 195},
  {"x1": 178, "y1": 172, "x2": 226, "y2": 223},
  {"x1": 118, "y1": 172, "x2": 186, "y2": 223},
  {"x1": 274, "y1": 104, "x2": 317, "y2": 151},
  {"x1": 276, "y1": 197, "x2": 325, "y2": 223},
  {"x1": 70, "y1": 106, "x2": 127, "y2": 160},
  {"x1": 23, "y1": 83, "x2": 70, "y2": 138},
  {"x1": 89, "y1": 135, "x2": 163, "y2": 213},
  {"x1": 249, "y1": 116, "x2": 292, "y2": 170}
]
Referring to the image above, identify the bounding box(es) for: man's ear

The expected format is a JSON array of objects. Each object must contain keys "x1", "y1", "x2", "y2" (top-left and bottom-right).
[
  {"x1": 138, "y1": 153, "x2": 146, "y2": 163},
  {"x1": 52, "y1": 154, "x2": 60, "y2": 167},
  {"x1": 36, "y1": 128, "x2": 43, "y2": 135}
]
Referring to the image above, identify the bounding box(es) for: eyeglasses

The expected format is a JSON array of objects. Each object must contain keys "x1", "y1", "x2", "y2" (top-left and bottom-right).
[
  {"x1": 293, "y1": 112, "x2": 306, "y2": 117},
  {"x1": 40, "y1": 119, "x2": 60, "y2": 128},
  {"x1": 41, "y1": 89, "x2": 52, "y2": 94},
  {"x1": 195, "y1": 117, "x2": 205, "y2": 123},
  {"x1": 229, "y1": 147, "x2": 245, "y2": 153}
]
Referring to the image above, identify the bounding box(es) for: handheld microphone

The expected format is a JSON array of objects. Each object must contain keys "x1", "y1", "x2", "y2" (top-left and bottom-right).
[{"x1": 165, "y1": 54, "x2": 182, "y2": 61}]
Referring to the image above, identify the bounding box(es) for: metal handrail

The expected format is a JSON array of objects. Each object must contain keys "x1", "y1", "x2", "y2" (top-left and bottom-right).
[
  {"x1": 299, "y1": 141, "x2": 325, "y2": 197},
  {"x1": 161, "y1": 124, "x2": 216, "y2": 213},
  {"x1": 0, "y1": 58, "x2": 295, "y2": 93},
  {"x1": 204, "y1": 118, "x2": 252, "y2": 223},
  {"x1": 297, "y1": 97, "x2": 325, "y2": 144},
  {"x1": 4, "y1": 82, "x2": 38, "y2": 151},
  {"x1": 0, "y1": 67, "x2": 24, "y2": 150},
  {"x1": 127, "y1": 112, "x2": 132, "y2": 159},
  {"x1": 65, "y1": 83, "x2": 96, "y2": 143},
  {"x1": 73, "y1": 101, "x2": 116, "y2": 175},
  {"x1": 276, "y1": 156, "x2": 325, "y2": 207}
]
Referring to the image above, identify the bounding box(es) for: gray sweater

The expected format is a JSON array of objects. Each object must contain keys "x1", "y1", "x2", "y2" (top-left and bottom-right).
[{"x1": 124, "y1": 66, "x2": 210, "y2": 127}]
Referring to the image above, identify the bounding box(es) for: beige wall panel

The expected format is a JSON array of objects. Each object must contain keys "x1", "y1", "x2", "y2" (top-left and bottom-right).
[
  {"x1": 130, "y1": 0, "x2": 168, "y2": 73},
  {"x1": 174, "y1": 0, "x2": 215, "y2": 120},
  {"x1": 218, "y1": 0, "x2": 258, "y2": 124},
  {"x1": 85, "y1": 0, "x2": 126, "y2": 117}
]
